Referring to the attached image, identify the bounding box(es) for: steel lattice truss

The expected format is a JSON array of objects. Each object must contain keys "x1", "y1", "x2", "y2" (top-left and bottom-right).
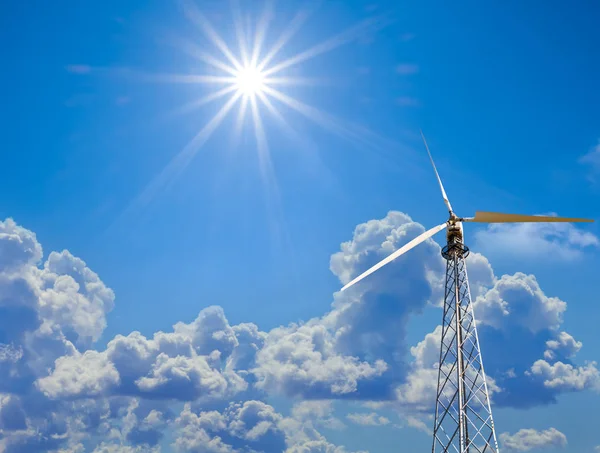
[
  {"x1": 338, "y1": 132, "x2": 593, "y2": 453},
  {"x1": 432, "y1": 245, "x2": 500, "y2": 453}
]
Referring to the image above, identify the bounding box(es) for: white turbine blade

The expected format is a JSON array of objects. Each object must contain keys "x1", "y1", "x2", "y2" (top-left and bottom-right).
[
  {"x1": 420, "y1": 130, "x2": 453, "y2": 213},
  {"x1": 463, "y1": 211, "x2": 594, "y2": 223},
  {"x1": 341, "y1": 222, "x2": 447, "y2": 292}
]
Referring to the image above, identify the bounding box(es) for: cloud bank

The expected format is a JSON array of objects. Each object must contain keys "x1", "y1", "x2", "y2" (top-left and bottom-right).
[{"x1": 0, "y1": 212, "x2": 596, "y2": 452}]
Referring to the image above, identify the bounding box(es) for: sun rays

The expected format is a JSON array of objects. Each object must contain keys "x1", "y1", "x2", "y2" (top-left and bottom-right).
[{"x1": 119, "y1": 0, "x2": 394, "y2": 224}]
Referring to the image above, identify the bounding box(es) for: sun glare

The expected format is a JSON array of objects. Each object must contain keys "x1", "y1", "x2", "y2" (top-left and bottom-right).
[
  {"x1": 235, "y1": 65, "x2": 265, "y2": 97},
  {"x1": 121, "y1": 0, "x2": 388, "y2": 221}
]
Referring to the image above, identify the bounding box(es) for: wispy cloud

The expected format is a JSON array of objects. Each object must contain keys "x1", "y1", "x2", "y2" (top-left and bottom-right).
[
  {"x1": 395, "y1": 63, "x2": 419, "y2": 75},
  {"x1": 64, "y1": 93, "x2": 95, "y2": 107},
  {"x1": 399, "y1": 32, "x2": 416, "y2": 42},
  {"x1": 396, "y1": 96, "x2": 420, "y2": 107},
  {"x1": 115, "y1": 95, "x2": 131, "y2": 106},
  {"x1": 65, "y1": 64, "x2": 92, "y2": 74},
  {"x1": 579, "y1": 140, "x2": 600, "y2": 172},
  {"x1": 474, "y1": 218, "x2": 599, "y2": 262}
]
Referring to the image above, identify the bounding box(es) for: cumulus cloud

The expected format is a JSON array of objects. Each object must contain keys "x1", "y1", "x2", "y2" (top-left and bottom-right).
[
  {"x1": 474, "y1": 273, "x2": 566, "y2": 333},
  {"x1": 254, "y1": 321, "x2": 387, "y2": 398},
  {"x1": 499, "y1": 428, "x2": 567, "y2": 452},
  {"x1": 0, "y1": 213, "x2": 596, "y2": 451},
  {"x1": 173, "y1": 400, "x2": 357, "y2": 453},
  {"x1": 474, "y1": 220, "x2": 598, "y2": 262},
  {"x1": 0, "y1": 218, "x2": 43, "y2": 271},
  {"x1": 0, "y1": 218, "x2": 115, "y2": 399},
  {"x1": 544, "y1": 331, "x2": 582, "y2": 361},
  {"x1": 329, "y1": 212, "x2": 445, "y2": 361},
  {"x1": 173, "y1": 400, "x2": 286, "y2": 452},
  {"x1": 37, "y1": 350, "x2": 120, "y2": 398},
  {"x1": 39, "y1": 307, "x2": 248, "y2": 402},
  {"x1": 254, "y1": 212, "x2": 452, "y2": 401},
  {"x1": 529, "y1": 359, "x2": 600, "y2": 392}
]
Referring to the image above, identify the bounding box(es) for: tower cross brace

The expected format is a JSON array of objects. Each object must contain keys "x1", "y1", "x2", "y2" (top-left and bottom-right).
[{"x1": 432, "y1": 226, "x2": 500, "y2": 453}]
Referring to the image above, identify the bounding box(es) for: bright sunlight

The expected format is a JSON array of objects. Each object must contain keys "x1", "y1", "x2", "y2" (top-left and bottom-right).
[
  {"x1": 235, "y1": 65, "x2": 266, "y2": 97},
  {"x1": 122, "y1": 0, "x2": 388, "y2": 220}
]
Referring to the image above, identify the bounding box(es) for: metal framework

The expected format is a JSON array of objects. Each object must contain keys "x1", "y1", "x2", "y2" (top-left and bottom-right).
[
  {"x1": 339, "y1": 132, "x2": 592, "y2": 453},
  {"x1": 432, "y1": 230, "x2": 499, "y2": 453}
]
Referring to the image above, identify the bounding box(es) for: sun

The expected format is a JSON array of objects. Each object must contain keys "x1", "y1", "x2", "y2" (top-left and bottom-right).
[
  {"x1": 121, "y1": 0, "x2": 387, "y2": 219},
  {"x1": 235, "y1": 65, "x2": 266, "y2": 97}
]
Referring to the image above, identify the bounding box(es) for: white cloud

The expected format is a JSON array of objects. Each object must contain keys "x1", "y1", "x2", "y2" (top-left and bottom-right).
[
  {"x1": 92, "y1": 444, "x2": 160, "y2": 453},
  {"x1": 465, "y1": 252, "x2": 496, "y2": 300},
  {"x1": 291, "y1": 401, "x2": 346, "y2": 431},
  {"x1": 346, "y1": 412, "x2": 390, "y2": 426},
  {"x1": 395, "y1": 365, "x2": 438, "y2": 412},
  {"x1": 227, "y1": 323, "x2": 266, "y2": 372},
  {"x1": 500, "y1": 428, "x2": 567, "y2": 452},
  {"x1": 0, "y1": 213, "x2": 596, "y2": 452},
  {"x1": 0, "y1": 223, "x2": 114, "y2": 350},
  {"x1": 172, "y1": 306, "x2": 238, "y2": 358},
  {"x1": 285, "y1": 441, "x2": 367, "y2": 453},
  {"x1": 0, "y1": 394, "x2": 27, "y2": 431},
  {"x1": 173, "y1": 400, "x2": 357, "y2": 453},
  {"x1": 395, "y1": 326, "x2": 501, "y2": 415},
  {"x1": 409, "y1": 325, "x2": 442, "y2": 370},
  {"x1": 135, "y1": 353, "x2": 232, "y2": 399},
  {"x1": 579, "y1": 141, "x2": 600, "y2": 171},
  {"x1": 36, "y1": 350, "x2": 120, "y2": 398},
  {"x1": 38, "y1": 307, "x2": 248, "y2": 402},
  {"x1": 42, "y1": 250, "x2": 116, "y2": 342},
  {"x1": 0, "y1": 218, "x2": 43, "y2": 272},
  {"x1": 403, "y1": 416, "x2": 430, "y2": 434},
  {"x1": 474, "y1": 273, "x2": 566, "y2": 333},
  {"x1": 544, "y1": 331, "x2": 582, "y2": 360},
  {"x1": 0, "y1": 343, "x2": 23, "y2": 362},
  {"x1": 529, "y1": 360, "x2": 600, "y2": 392},
  {"x1": 254, "y1": 321, "x2": 387, "y2": 398},
  {"x1": 254, "y1": 212, "x2": 456, "y2": 401},
  {"x1": 474, "y1": 220, "x2": 598, "y2": 262}
]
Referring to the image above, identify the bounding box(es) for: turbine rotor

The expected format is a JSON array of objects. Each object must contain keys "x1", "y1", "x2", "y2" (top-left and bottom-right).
[{"x1": 338, "y1": 132, "x2": 594, "y2": 293}]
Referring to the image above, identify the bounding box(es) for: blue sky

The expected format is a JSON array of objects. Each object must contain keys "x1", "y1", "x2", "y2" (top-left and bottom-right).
[{"x1": 1, "y1": 1, "x2": 599, "y2": 452}]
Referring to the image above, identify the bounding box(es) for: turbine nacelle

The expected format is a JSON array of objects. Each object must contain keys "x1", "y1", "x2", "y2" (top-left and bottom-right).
[{"x1": 445, "y1": 219, "x2": 464, "y2": 246}]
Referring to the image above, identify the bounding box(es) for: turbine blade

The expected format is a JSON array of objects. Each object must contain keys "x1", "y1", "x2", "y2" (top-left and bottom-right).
[
  {"x1": 420, "y1": 130, "x2": 453, "y2": 213},
  {"x1": 341, "y1": 222, "x2": 447, "y2": 292},
  {"x1": 464, "y1": 211, "x2": 594, "y2": 223}
]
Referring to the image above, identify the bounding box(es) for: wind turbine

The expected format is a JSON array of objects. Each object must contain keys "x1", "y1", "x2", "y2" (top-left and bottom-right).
[{"x1": 340, "y1": 131, "x2": 594, "y2": 453}]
